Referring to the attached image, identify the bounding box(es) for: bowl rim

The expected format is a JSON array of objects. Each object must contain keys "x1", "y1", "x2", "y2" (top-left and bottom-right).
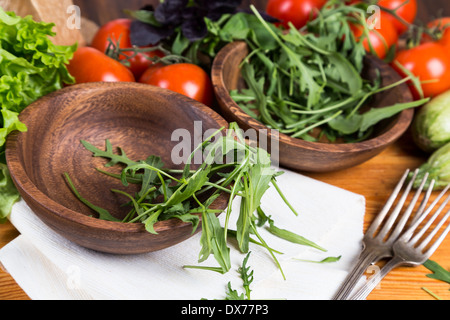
[
  {"x1": 6, "y1": 81, "x2": 230, "y2": 234},
  {"x1": 211, "y1": 41, "x2": 415, "y2": 154}
]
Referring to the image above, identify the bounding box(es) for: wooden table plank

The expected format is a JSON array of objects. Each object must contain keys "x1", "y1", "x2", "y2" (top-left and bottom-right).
[
  {"x1": 1, "y1": 0, "x2": 450, "y2": 301},
  {"x1": 0, "y1": 222, "x2": 27, "y2": 300}
]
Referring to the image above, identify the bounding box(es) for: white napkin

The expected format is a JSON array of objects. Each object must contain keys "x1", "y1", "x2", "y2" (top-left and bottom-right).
[{"x1": 0, "y1": 169, "x2": 367, "y2": 300}]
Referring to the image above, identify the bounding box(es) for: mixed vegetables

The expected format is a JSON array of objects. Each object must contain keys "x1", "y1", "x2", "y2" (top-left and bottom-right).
[{"x1": 0, "y1": 0, "x2": 450, "y2": 295}]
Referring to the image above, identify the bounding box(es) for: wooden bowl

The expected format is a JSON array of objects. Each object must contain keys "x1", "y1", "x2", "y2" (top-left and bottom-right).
[
  {"x1": 212, "y1": 41, "x2": 415, "y2": 172},
  {"x1": 6, "y1": 82, "x2": 229, "y2": 254}
]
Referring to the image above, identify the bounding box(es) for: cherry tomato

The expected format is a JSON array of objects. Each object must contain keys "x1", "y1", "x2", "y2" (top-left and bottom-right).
[
  {"x1": 67, "y1": 47, "x2": 135, "y2": 83},
  {"x1": 350, "y1": 12, "x2": 399, "y2": 59},
  {"x1": 392, "y1": 42, "x2": 450, "y2": 99},
  {"x1": 426, "y1": 18, "x2": 450, "y2": 51},
  {"x1": 91, "y1": 19, "x2": 162, "y2": 79},
  {"x1": 139, "y1": 63, "x2": 214, "y2": 106},
  {"x1": 378, "y1": 0, "x2": 417, "y2": 35},
  {"x1": 266, "y1": 0, "x2": 327, "y2": 29}
]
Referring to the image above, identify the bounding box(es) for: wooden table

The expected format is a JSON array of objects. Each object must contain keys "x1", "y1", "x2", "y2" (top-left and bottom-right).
[{"x1": 1, "y1": 0, "x2": 450, "y2": 301}]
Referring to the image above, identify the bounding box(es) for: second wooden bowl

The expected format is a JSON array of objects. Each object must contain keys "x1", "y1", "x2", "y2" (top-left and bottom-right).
[
  {"x1": 212, "y1": 41, "x2": 415, "y2": 172},
  {"x1": 6, "y1": 82, "x2": 229, "y2": 254}
]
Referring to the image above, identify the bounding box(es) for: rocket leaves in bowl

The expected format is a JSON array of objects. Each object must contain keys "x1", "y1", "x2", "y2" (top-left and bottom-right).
[
  {"x1": 65, "y1": 123, "x2": 322, "y2": 277},
  {"x1": 230, "y1": 4, "x2": 428, "y2": 143}
]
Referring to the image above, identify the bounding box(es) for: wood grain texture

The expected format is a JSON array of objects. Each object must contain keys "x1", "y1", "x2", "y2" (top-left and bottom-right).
[
  {"x1": 5, "y1": 82, "x2": 229, "y2": 255},
  {"x1": 212, "y1": 41, "x2": 414, "y2": 172},
  {"x1": 2, "y1": 0, "x2": 450, "y2": 301}
]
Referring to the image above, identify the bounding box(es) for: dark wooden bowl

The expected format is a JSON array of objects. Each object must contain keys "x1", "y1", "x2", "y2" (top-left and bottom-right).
[
  {"x1": 6, "y1": 82, "x2": 229, "y2": 254},
  {"x1": 212, "y1": 41, "x2": 415, "y2": 172}
]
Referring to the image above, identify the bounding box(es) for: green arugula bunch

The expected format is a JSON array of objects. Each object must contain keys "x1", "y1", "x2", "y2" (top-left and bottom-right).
[
  {"x1": 231, "y1": 3, "x2": 428, "y2": 142},
  {"x1": 0, "y1": 7, "x2": 77, "y2": 221},
  {"x1": 66, "y1": 123, "x2": 326, "y2": 276}
]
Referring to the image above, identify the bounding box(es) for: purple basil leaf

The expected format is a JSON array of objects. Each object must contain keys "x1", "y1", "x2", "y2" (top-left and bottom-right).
[
  {"x1": 154, "y1": 0, "x2": 188, "y2": 25},
  {"x1": 130, "y1": 20, "x2": 174, "y2": 46},
  {"x1": 181, "y1": 18, "x2": 208, "y2": 41}
]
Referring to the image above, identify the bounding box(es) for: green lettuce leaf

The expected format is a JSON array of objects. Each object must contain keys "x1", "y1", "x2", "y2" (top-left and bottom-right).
[
  {"x1": 0, "y1": 163, "x2": 20, "y2": 223},
  {"x1": 0, "y1": 7, "x2": 77, "y2": 219},
  {"x1": 0, "y1": 8, "x2": 76, "y2": 116}
]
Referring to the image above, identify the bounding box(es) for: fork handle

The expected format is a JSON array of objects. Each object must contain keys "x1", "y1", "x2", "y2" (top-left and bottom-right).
[
  {"x1": 332, "y1": 249, "x2": 380, "y2": 300},
  {"x1": 350, "y1": 256, "x2": 403, "y2": 300}
]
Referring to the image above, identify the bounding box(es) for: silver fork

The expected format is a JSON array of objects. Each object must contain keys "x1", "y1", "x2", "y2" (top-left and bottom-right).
[
  {"x1": 332, "y1": 169, "x2": 432, "y2": 300},
  {"x1": 351, "y1": 184, "x2": 450, "y2": 300}
]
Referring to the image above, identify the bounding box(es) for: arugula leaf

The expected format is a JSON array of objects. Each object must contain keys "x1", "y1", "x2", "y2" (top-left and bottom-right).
[
  {"x1": 81, "y1": 140, "x2": 138, "y2": 168},
  {"x1": 197, "y1": 210, "x2": 231, "y2": 273},
  {"x1": 267, "y1": 221, "x2": 327, "y2": 252},
  {"x1": 326, "y1": 52, "x2": 362, "y2": 94},
  {"x1": 424, "y1": 260, "x2": 450, "y2": 285},
  {"x1": 294, "y1": 256, "x2": 342, "y2": 263},
  {"x1": 224, "y1": 252, "x2": 254, "y2": 300},
  {"x1": 225, "y1": 282, "x2": 246, "y2": 300},
  {"x1": 358, "y1": 99, "x2": 429, "y2": 133},
  {"x1": 63, "y1": 173, "x2": 120, "y2": 222},
  {"x1": 165, "y1": 168, "x2": 212, "y2": 208},
  {"x1": 239, "y1": 252, "x2": 254, "y2": 299},
  {"x1": 219, "y1": 13, "x2": 250, "y2": 42}
]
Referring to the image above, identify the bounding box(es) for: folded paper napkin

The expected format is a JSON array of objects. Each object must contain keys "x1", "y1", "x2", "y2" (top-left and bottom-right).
[{"x1": 0, "y1": 169, "x2": 367, "y2": 300}]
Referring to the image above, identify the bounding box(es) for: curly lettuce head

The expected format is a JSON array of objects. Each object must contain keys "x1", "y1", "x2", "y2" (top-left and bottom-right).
[
  {"x1": 0, "y1": 7, "x2": 77, "y2": 160},
  {"x1": 0, "y1": 7, "x2": 77, "y2": 220}
]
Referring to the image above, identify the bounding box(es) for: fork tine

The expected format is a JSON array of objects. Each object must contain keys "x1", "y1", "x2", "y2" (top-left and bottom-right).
[
  {"x1": 377, "y1": 169, "x2": 424, "y2": 240},
  {"x1": 411, "y1": 189, "x2": 450, "y2": 244},
  {"x1": 382, "y1": 172, "x2": 431, "y2": 241},
  {"x1": 424, "y1": 211, "x2": 450, "y2": 256},
  {"x1": 366, "y1": 169, "x2": 410, "y2": 237},
  {"x1": 417, "y1": 208, "x2": 450, "y2": 252},
  {"x1": 402, "y1": 185, "x2": 450, "y2": 243},
  {"x1": 410, "y1": 178, "x2": 436, "y2": 225}
]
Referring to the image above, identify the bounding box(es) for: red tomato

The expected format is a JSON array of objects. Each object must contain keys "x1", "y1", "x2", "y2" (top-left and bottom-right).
[
  {"x1": 139, "y1": 63, "x2": 214, "y2": 106},
  {"x1": 91, "y1": 19, "x2": 163, "y2": 79},
  {"x1": 378, "y1": 0, "x2": 417, "y2": 35},
  {"x1": 350, "y1": 12, "x2": 399, "y2": 59},
  {"x1": 426, "y1": 18, "x2": 450, "y2": 51},
  {"x1": 67, "y1": 47, "x2": 135, "y2": 83},
  {"x1": 266, "y1": 0, "x2": 327, "y2": 29},
  {"x1": 392, "y1": 42, "x2": 450, "y2": 99}
]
